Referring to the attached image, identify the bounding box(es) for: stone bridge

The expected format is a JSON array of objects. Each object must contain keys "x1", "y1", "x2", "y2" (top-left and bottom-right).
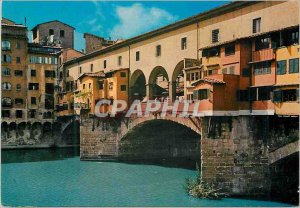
[
  {"x1": 79, "y1": 113, "x2": 299, "y2": 197},
  {"x1": 269, "y1": 140, "x2": 299, "y2": 164}
]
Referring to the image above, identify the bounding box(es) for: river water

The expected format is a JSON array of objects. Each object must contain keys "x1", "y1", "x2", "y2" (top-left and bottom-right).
[{"x1": 1, "y1": 148, "x2": 292, "y2": 207}]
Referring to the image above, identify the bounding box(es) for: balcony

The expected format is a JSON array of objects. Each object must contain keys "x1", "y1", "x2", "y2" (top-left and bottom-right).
[
  {"x1": 275, "y1": 102, "x2": 299, "y2": 116},
  {"x1": 252, "y1": 48, "x2": 275, "y2": 63}
]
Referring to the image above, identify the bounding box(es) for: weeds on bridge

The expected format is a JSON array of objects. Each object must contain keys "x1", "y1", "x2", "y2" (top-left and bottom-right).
[{"x1": 184, "y1": 164, "x2": 223, "y2": 200}]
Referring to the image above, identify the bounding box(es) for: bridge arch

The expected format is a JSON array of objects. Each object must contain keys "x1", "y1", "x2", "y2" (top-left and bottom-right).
[
  {"x1": 129, "y1": 69, "x2": 146, "y2": 103},
  {"x1": 117, "y1": 116, "x2": 201, "y2": 160},
  {"x1": 148, "y1": 66, "x2": 169, "y2": 100}
]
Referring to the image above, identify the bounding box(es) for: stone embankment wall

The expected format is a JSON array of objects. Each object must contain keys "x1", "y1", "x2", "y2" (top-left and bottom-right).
[{"x1": 1, "y1": 120, "x2": 80, "y2": 149}]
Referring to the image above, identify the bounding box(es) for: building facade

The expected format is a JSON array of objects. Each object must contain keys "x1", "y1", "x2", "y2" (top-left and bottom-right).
[{"x1": 61, "y1": 1, "x2": 299, "y2": 118}]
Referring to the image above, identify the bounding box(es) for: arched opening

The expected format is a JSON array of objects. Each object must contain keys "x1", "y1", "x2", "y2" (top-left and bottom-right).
[
  {"x1": 149, "y1": 66, "x2": 169, "y2": 101},
  {"x1": 129, "y1": 69, "x2": 146, "y2": 103},
  {"x1": 61, "y1": 120, "x2": 80, "y2": 145},
  {"x1": 43, "y1": 122, "x2": 52, "y2": 133},
  {"x1": 171, "y1": 60, "x2": 185, "y2": 101},
  {"x1": 1, "y1": 122, "x2": 8, "y2": 140},
  {"x1": 118, "y1": 119, "x2": 201, "y2": 169}
]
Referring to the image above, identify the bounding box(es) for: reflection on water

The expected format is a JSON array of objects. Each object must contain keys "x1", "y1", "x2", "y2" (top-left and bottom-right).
[
  {"x1": 1, "y1": 147, "x2": 79, "y2": 164},
  {"x1": 1, "y1": 148, "x2": 293, "y2": 207}
]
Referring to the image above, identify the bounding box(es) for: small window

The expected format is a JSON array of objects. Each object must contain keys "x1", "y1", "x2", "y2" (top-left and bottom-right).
[
  {"x1": 120, "y1": 72, "x2": 126, "y2": 77},
  {"x1": 276, "y1": 60, "x2": 286, "y2": 75},
  {"x1": 229, "y1": 66, "x2": 235, "y2": 75},
  {"x1": 16, "y1": 84, "x2": 21, "y2": 91},
  {"x1": 28, "y1": 83, "x2": 39, "y2": 90},
  {"x1": 225, "y1": 44, "x2": 235, "y2": 56},
  {"x1": 2, "y1": 97, "x2": 12, "y2": 107},
  {"x1": 2, "y1": 40, "x2": 11, "y2": 50},
  {"x1": 193, "y1": 89, "x2": 210, "y2": 100},
  {"x1": 156, "y1": 45, "x2": 161, "y2": 57},
  {"x1": 16, "y1": 57, "x2": 21, "y2": 64},
  {"x1": 120, "y1": 85, "x2": 127, "y2": 91},
  {"x1": 15, "y1": 70, "x2": 23, "y2": 76},
  {"x1": 2, "y1": 68, "x2": 11, "y2": 76},
  {"x1": 104, "y1": 60, "x2": 107, "y2": 69},
  {"x1": 2, "y1": 110, "x2": 10, "y2": 118},
  {"x1": 16, "y1": 110, "x2": 23, "y2": 118},
  {"x1": 90, "y1": 64, "x2": 93, "y2": 72},
  {"x1": 83, "y1": 84, "x2": 85, "y2": 89},
  {"x1": 31, "y1": 97, "x2": 37, "y2": 105},
  {"x1": 31, "y1": 70, "x2": 36, "y2": 77},
  {"x1": 254, "y1": 61, "x2": 271, "y2": 75},
  {"x1": 212, "y1": 29, "x2": 219, "y2": 43},
  {"x1": 60, "y1": 30, "x2": 65, "y2": 37},
  {"x1": 181, "y1": 37, "x2": 187, "y2": 50},
  {"x1": 118, "y1": 56, "x2": 122, "y2": 66},
  {"x1": 109, "y1": 82, "x2": 113, "y2": 90},
  {"x1": 136, "y1": 51, "x2": 140, "y2": 61},
  {"x1": 2, "y1": 54, "x2": 12, "y2": 63},
  {"x1": 291, "y1": 30, "x2": 299, "y2": 45},
  {"x1": 45, "y1": 70, "x2": 55, "y2": 78},
  {"x1": 2, "y1": 82, "x2": 12, "y2": 90},
  {"x1": 15, "y1": 98, "x2": 23, "y2": 105},
  {"x1": 253, "y1": 18, "x2": 261, "y2": 34},
  {"x1": 255, "y1": 37, "x2": 270, "y2": 51},
  {"x1": 29, "y1": 110, "x2": 36, "y2": 118},
  {"x1": 98, "y1": 80, "x2": 104, "y2": 90},
  {"x1": 289, "y1": 58, "x2": 299, "y2": 73},
  {"x1": 49, "y1": 29, "x2": 54, "y2": 36},
  {"x1": 89, "y1": 83, "x2": 91, "y2": 89},
  {"x1": 222, "y1": 68, "x2": 227, "y2": 74},
  {"x1": 16, "y1": 42, "x2": 21, "y2": 49},
  {"x1": 79, "y1": 66, "x2": 82, "y2": 74},
  {"x1": 258, "y1": 87, "x2": 271, "y2": 101}
]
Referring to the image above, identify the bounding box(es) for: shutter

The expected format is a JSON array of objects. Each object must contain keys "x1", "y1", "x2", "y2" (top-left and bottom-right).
[
  {"x1": 193, "y1": 90, "x2": 198, "y2": 100},
  {"x1": 273, "y1": 90, "x2": 282, "y2": 103}
]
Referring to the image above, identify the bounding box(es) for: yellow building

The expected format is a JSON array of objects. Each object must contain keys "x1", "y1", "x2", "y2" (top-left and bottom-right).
[
  {"x1": 273, "y1": 27, "x2": 299, "y2": 116},
  {"x1": 74, "y1": 68, "x2": 129, "y2": 116}
]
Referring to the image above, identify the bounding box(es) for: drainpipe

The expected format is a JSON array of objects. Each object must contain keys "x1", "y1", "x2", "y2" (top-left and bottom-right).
[{"x1": 128, "y1": 45, "x2": 131, "y2": 106}]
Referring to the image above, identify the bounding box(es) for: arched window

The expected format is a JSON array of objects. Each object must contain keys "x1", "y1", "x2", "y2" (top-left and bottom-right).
[
  {"x1": 2, "y1": 82, "x2": 12, "y2": 90},
  {"x1": 2, "y1": 40, "x2": 11, "y2": 50},
  {"x1": 2, "y1": 68, "x2": 11, "y2": 76},
  {"x1": 2, "y1": 97, "x2": 12, "y2": 107}
]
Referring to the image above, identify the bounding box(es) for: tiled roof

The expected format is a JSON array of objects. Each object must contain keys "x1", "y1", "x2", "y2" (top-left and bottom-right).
[
  {"x1": 191, "y1": 77, "x2": 225, "y2": 86},
  {"x1": 78, "y1": 71, "x2": 105, "y2": 80}
]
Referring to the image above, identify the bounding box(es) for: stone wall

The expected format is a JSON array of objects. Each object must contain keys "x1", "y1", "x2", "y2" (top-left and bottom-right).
[
  {"x1": 1, "y1": 121, "x2": 79, "y2": 149},
  {"x1": 200, "y1": 116, "x2": 270, "y2": 197}
]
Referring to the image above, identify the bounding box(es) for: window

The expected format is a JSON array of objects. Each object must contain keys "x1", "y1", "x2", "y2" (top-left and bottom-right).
[
  {"x1": 90, "y1": 64, "x2": 93, "y2": 72},
  {"x1": 98, "y1": 80, "x2": 104, "y2": 90},
  {"x1": 2, "y1": 97, "x2": 12, "y2": 107},
  {"x1": 229, "y1": 66, "x2": 235, "y2": 75},
  {"x1": 28, "y1": 83, "x2": 39, "y2": 90},
  {"x1": 181, "y1": 37, "x2": 187, "y2": 50},
  {"x1": 225, "y1": 44, "x2": 235, "y2": 56},
  {"x1": 89, "y1": 83, "x2": 91, "y2": 89},
  {"x1": 104, "y1": 60, "x2": 107, "y2": 68},
  {"x1": 274, "y1": 89, "x2": 298, "y2": 102},
  {"x1": 2, "y1": 40, "x2": 11, "y2": 50},
  {"x1": 31, "y1": 70, "x2": 36, "y2": 77},
  {"x1": 2, "y1": 82, "x2": 12, "y2": 90},
  {"x1": 253, "y1": 18, "x2": 261, "y2": 33},
  {"x1": 291, "y1": 30, "x2": 299, "y2": 45},
  {"x1": 16, "y1": 57, "x2": 21, "y2": 64},
  {"x1": 15, "y1": 98, "x2": 23, "y2": 105},
  {"x1": 83, "y1": 84, "x2": 85, "y2": 89},
  {"x1": 16, "y1": 84, "x2": 21, "y2": 91},
  {"x1": 253, "y1": 61, "x2": 271, "y2": 75},
  {"x1": 31, "y1": 97, "x2": 37, "y2": 105},
  {"x1": 237, "y1": 90, "x2": 249, "y2": 102},
  {"x1": 193, "y1": 89, "x2": 210, "y2": 100},
  {"x1": 45, "y1": 70, "x2": 55, "y2": 78},
  {"x1": 120, "y1": 85, "x2": 127, "y2": 91},
  {"x1": 191, "y1": 73, "x2": 195, "y2": 81},
  {"x1": 156, "y1": 45, "x2": 161, "y2": 57},
  {"x1": 195, "y1": 72, "x2": 199, "y2": 80},
  {"x1": 202, "y1": 47, "x2": 220, "y2": 57},
  {"x1": 60, "y1": 30, "x2": 65, "y2": 37},
  {"x1": 258, "y1": 87, "x2": 271, "y2": 100},
  {"x1": 49, "y1": 29, "x2": 54, "y2": 36},
  {"x1": 16, "y1": 42, "x2": 21, "y2": 49},
  {"x1": 2, "y1": 54, "x2": 12, "y2": 63},
  {"x1": 118, "y1": 56, "x2": 122, "y2": 66},
  {"x1": 120, "y1": 72, "x2": 126, "y2": 77},
  {"x1": 109, "y1": 82, "x2": 113, "y2": 90},
  {"x1": 29, "y1": 110, "x2": 36, "y2": 118},
  {"x1": 212, "y1": 29, "x2": 219, "y2": 43},
  {"x1": 242, "y1": 68, "x2": 250, "y2": 77},
  {"x1": 79, "y1": 67, "x2": 82, "y2": 74},
  {"x1": 2, "y1": 110, "x2": 10, "y2": 118},
  {"x1": 289, "y1": 58, "x2": 299, "y2": 73},
  {"x1": 16, "y1": 110, "x2": 23, "y2": 118},
  {"x1": 255, "y1": 37, "x2": 270, "y2": 51},
  {"x1": 46, "y1": 83, "x2": 54, "y2": 94},
  {"x1": 222, "y1": 68, "x2": 227, "y2": 74},
  {"x1": 276, "y1": 60, "x2": 286, "y2": 75},
  {"x1": 136, "y1": 51, "x2": 140, "y2": 61},
  {"x1": 2, "y1": 68, "x2": 11, "y2": 76},
  {"x1": 15, "y1": 70, "x2": 23, "y2": 76}
]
